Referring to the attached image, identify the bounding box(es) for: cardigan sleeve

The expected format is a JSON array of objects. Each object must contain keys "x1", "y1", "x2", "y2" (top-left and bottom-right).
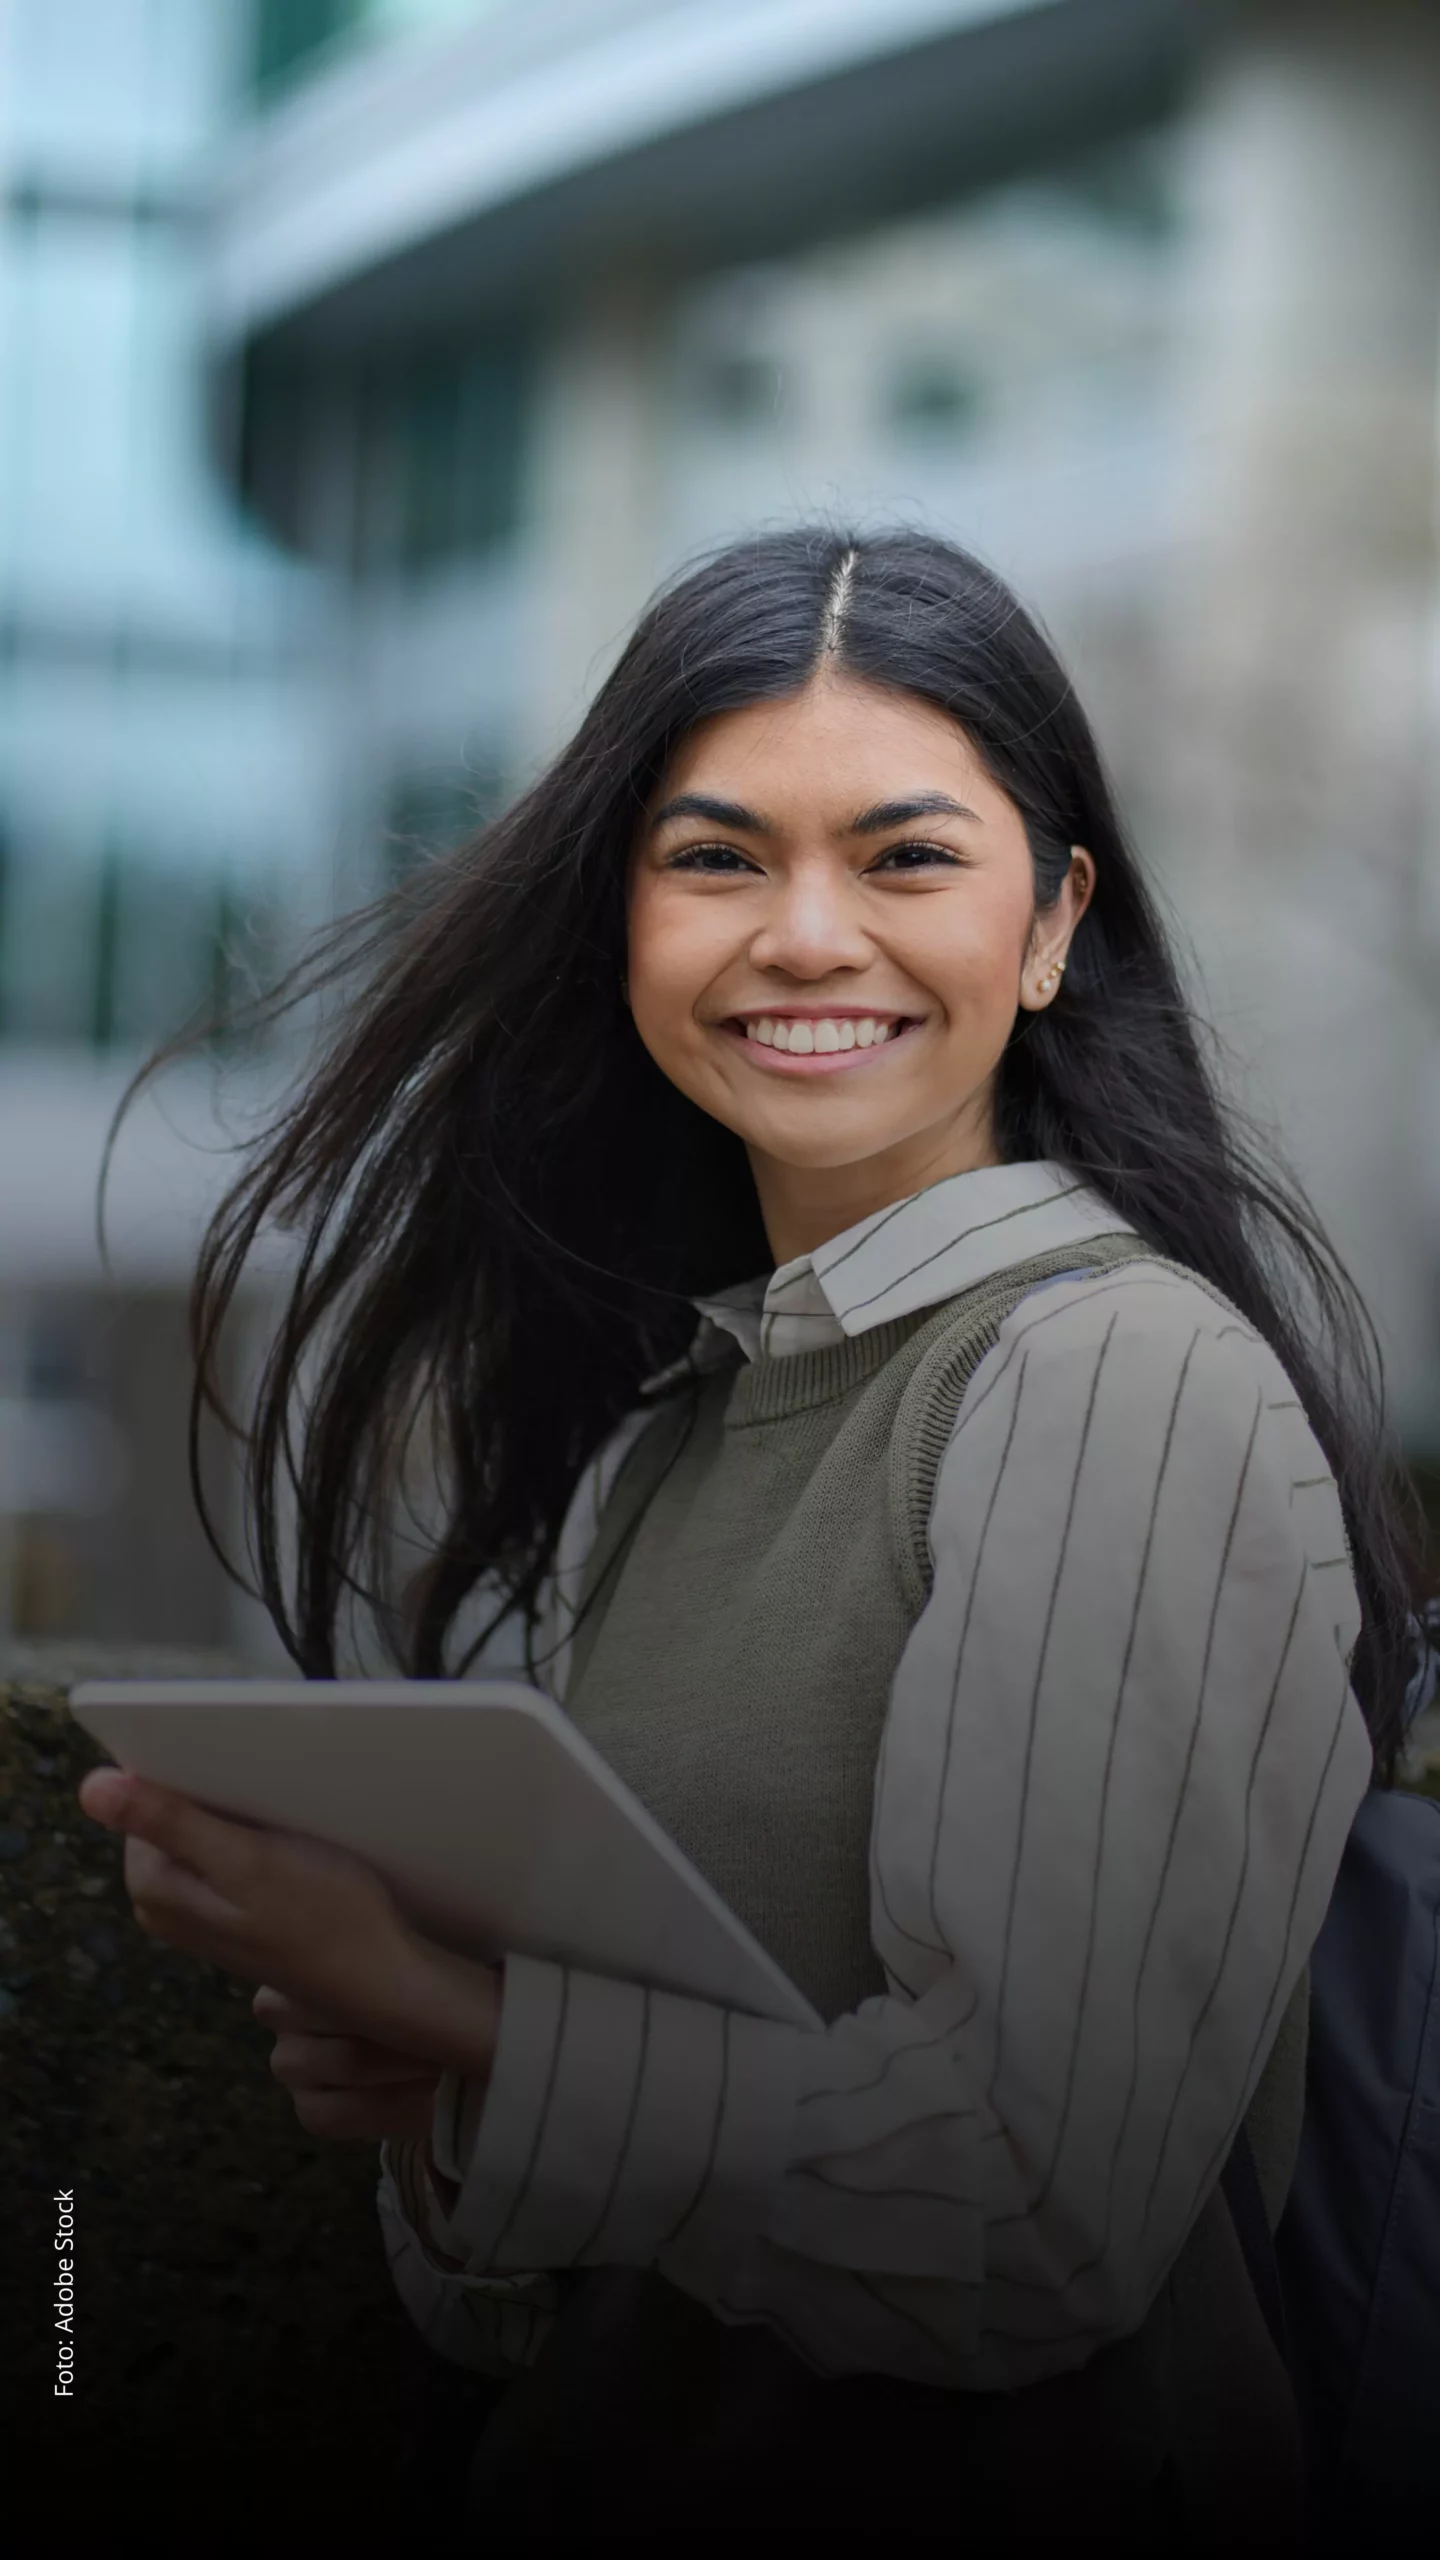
[{"x1": 379, "y1": 1267, "x2": 1373, "y2": 2388}]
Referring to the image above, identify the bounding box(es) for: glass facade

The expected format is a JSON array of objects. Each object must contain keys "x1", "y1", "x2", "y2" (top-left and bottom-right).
[
  {"x1": 0, "y1": 0, "x2": 336, "y2": 1055},
  {"x1": 240, "y1": 334, "x2": 532, "y2": 577},
  {"x1": 249, "y1": 0, "x2": 502, "y2": 98},
  {"x1": 251, "y1": 1, "x2": 367, "y2": 95}
]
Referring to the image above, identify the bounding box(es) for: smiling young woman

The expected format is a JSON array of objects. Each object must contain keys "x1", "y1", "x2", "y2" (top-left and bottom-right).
[
  {"x1": 90, "y1": 528, "x2": 1422, "y2": 2552},
  {"x1": 625, "y1": 674, "x2": 1093, "y2": 1259}
]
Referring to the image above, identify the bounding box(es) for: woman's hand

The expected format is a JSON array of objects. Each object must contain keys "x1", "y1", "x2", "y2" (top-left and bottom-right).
[
  {"x1": 77, "y1": 1767, "x2": 503, "y2": 2094},
  {"x1": 253, "y1": 1987, "x2": 442, "y2": 2140}
]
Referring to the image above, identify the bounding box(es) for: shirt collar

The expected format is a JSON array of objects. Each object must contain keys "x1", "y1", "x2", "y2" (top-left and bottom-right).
[{"x1": 639, "y1": 1160, "x2": 1135, "y2": 1390}]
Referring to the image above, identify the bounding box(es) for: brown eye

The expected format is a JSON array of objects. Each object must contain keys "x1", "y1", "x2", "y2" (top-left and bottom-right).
[
  {"x1": 871, "y1": 841, "x2": 964, "y2": 872},
  {"x1": 665, "y1": 843, "x2": 760, "y2": 874}
]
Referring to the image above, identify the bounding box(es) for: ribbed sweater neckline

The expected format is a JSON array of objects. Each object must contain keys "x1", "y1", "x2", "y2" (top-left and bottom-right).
[{"x1": 723, "y1": 1312, "x2": 932, "y2": 1427}]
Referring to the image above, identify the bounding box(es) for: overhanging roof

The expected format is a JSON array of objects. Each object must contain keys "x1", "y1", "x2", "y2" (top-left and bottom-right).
[{"x1": 214, "y1": 0, "x2": 1202, "y2": 357}]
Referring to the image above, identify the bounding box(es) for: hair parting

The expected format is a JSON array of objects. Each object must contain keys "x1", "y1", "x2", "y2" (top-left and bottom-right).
[{"x1": 816, "y1": 544, "x2": 858, "y2": 660}]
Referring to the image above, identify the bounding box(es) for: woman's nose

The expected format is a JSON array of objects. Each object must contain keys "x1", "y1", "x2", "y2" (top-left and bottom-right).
[{"x1": 746, "y1": 864, "x2": 872, "y2": 977}]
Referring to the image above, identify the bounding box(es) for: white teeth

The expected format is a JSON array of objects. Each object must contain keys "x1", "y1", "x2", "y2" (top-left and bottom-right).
[{"x1": 742, "y1": 1015, "x2": 901, "y2": 1051}]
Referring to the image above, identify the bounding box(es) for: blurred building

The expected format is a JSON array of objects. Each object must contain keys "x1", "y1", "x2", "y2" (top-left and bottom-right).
[
  {"x1": 0, "y1": 0, "x2": 339, "y2": 1651},
  {"x1": 2, "y1": 0, "x2": 1438, "y2": 1650},
  {"x1": 220, "y1": 0, "x2": 1197, "y2": 798},
  {"x1": 214, "y1": 0, "x2": 1440, "y2": 1432}
]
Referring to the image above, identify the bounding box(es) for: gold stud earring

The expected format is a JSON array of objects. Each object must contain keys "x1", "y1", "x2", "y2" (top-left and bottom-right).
[{"x1": 1040, "y1": 959, "x2": 1066, "y2": 994}]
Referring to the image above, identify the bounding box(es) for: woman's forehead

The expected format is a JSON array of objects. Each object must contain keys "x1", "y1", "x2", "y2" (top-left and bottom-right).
[{"x1": 646, "y1": 677, "x2": 1000, "y2": 827}]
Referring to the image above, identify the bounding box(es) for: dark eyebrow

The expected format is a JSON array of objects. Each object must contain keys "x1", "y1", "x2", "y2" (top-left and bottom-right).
[
  {"x1": 847, "y1": 793, "x2": 982, "y2": 834},
  {"x1": 647, "y1": 787, "x2": 982, "y2": 837},
  {"x1": 649, "y1": 792, "x2": 772, "y2": 834}
]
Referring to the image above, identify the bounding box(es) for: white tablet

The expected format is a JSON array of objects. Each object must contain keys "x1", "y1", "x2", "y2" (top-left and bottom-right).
[{"x1": 70, "y1": 1678, "x2": 821, "y2": 2033}]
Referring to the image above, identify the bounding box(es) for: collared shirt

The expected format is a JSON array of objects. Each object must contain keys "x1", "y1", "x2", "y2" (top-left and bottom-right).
[
  {"x1": 379, "y1": 1158, "x2": 1372, "y2": 2391},
  {"x1": 654, "y1": 1156, "x2": 1118, "y2": 1370}
]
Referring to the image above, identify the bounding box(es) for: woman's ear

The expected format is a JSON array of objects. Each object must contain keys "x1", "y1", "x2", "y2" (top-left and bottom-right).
[
  {"x1": 1066, "y1": 845, "x2": 1096, "y2": 926},
  {"x1": 1019, "y1": 849, "x2": 1094, "y2": 1010}
]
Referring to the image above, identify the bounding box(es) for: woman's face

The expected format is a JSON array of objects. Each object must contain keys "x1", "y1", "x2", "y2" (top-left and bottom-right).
[{"x1": 626, "y1": 672, "x2": 1093, "y2": 1257}]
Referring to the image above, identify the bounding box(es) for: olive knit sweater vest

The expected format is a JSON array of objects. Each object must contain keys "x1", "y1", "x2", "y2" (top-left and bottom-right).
[
  {"x1": 564, "y1": 1231, "x2": 1307, "y2": 2223},
  {"x1": 567, "y1": 1235, "x2": 1151, "y2": 2017}
]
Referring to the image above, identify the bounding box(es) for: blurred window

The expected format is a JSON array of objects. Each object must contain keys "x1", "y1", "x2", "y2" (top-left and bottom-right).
[
  {"x1": 238, "y1": 356, "x2": 317, "y2": 555},
  {"x1": 1043, "y1": 140, "x2": 1179, "y2": 243},
  {"x1": 691, "y1": 352, "x2": 786, "y2": 431},
  {"x1": 241, "y1": 339, "x2": 530, "y2": 572},
  {"x1": 396, "y1": 346, "x2": 530, "y2": 572},
  {"x1": 249, "y1": 2, "x2": 503, "y2": 101},
  {"x1": 251, "y1": 0, "x2": 369, "y2": 96},
  {"x1": 886, "y1": 358, "x2": 984, "y2": 440},
  {"x1": 0, "y1": 841, "x2": 98, "y2": 1046},
  {"x1": 0, "y1": 836, "x2": 281, "y2": 1054},
  {"x1": 0, "y1": 823, "x2": 9, "y2": 1039}
]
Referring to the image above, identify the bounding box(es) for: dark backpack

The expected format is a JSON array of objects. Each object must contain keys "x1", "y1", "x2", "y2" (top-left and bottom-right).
[{"x1": 1271, "y1": 1615, "x2": 1440, "y2": 2543}]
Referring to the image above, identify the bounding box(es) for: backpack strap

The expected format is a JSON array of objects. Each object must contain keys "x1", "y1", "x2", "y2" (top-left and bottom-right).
[
  {"x1": 889, "y1": 1230, "x2": 1166, "y2": 1614},
  {"x1": 1222, "y1": 2125, "x2": 1292, "y2": 2370}
]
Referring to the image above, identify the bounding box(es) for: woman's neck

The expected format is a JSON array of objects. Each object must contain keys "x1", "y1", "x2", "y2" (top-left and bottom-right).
[{"x1": 747, "y1": 1112, "x2": 1002, "y2": 1267}]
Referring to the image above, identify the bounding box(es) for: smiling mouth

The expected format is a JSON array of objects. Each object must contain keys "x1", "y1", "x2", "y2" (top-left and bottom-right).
[{"x1": 717, "y1": 1012, "x2": 921, "y2": 1072}]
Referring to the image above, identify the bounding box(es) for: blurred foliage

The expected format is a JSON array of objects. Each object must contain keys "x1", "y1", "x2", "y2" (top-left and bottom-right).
[{"x1": 2, "y1": 1663, "x2": 495, "y2": 2545}]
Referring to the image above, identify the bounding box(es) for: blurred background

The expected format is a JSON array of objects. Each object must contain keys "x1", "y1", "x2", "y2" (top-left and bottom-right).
[{"x1": 1, "y1": 0, "x2": 1438, "y2": 1662}]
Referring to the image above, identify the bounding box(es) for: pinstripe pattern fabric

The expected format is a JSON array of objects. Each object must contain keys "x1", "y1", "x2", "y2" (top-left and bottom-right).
[
  {"x1": 378, "y1": 1160, "x2": 1371, "y2": 2391},
  {"x1": 676, "y1": 1159, "x2": 1120, "y2": 1368}
]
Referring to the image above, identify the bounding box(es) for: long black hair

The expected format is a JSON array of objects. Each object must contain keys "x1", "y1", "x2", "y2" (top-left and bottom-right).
[{"x1": 153, "y1": 526, "x2": 1421, "y2": 1770}]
